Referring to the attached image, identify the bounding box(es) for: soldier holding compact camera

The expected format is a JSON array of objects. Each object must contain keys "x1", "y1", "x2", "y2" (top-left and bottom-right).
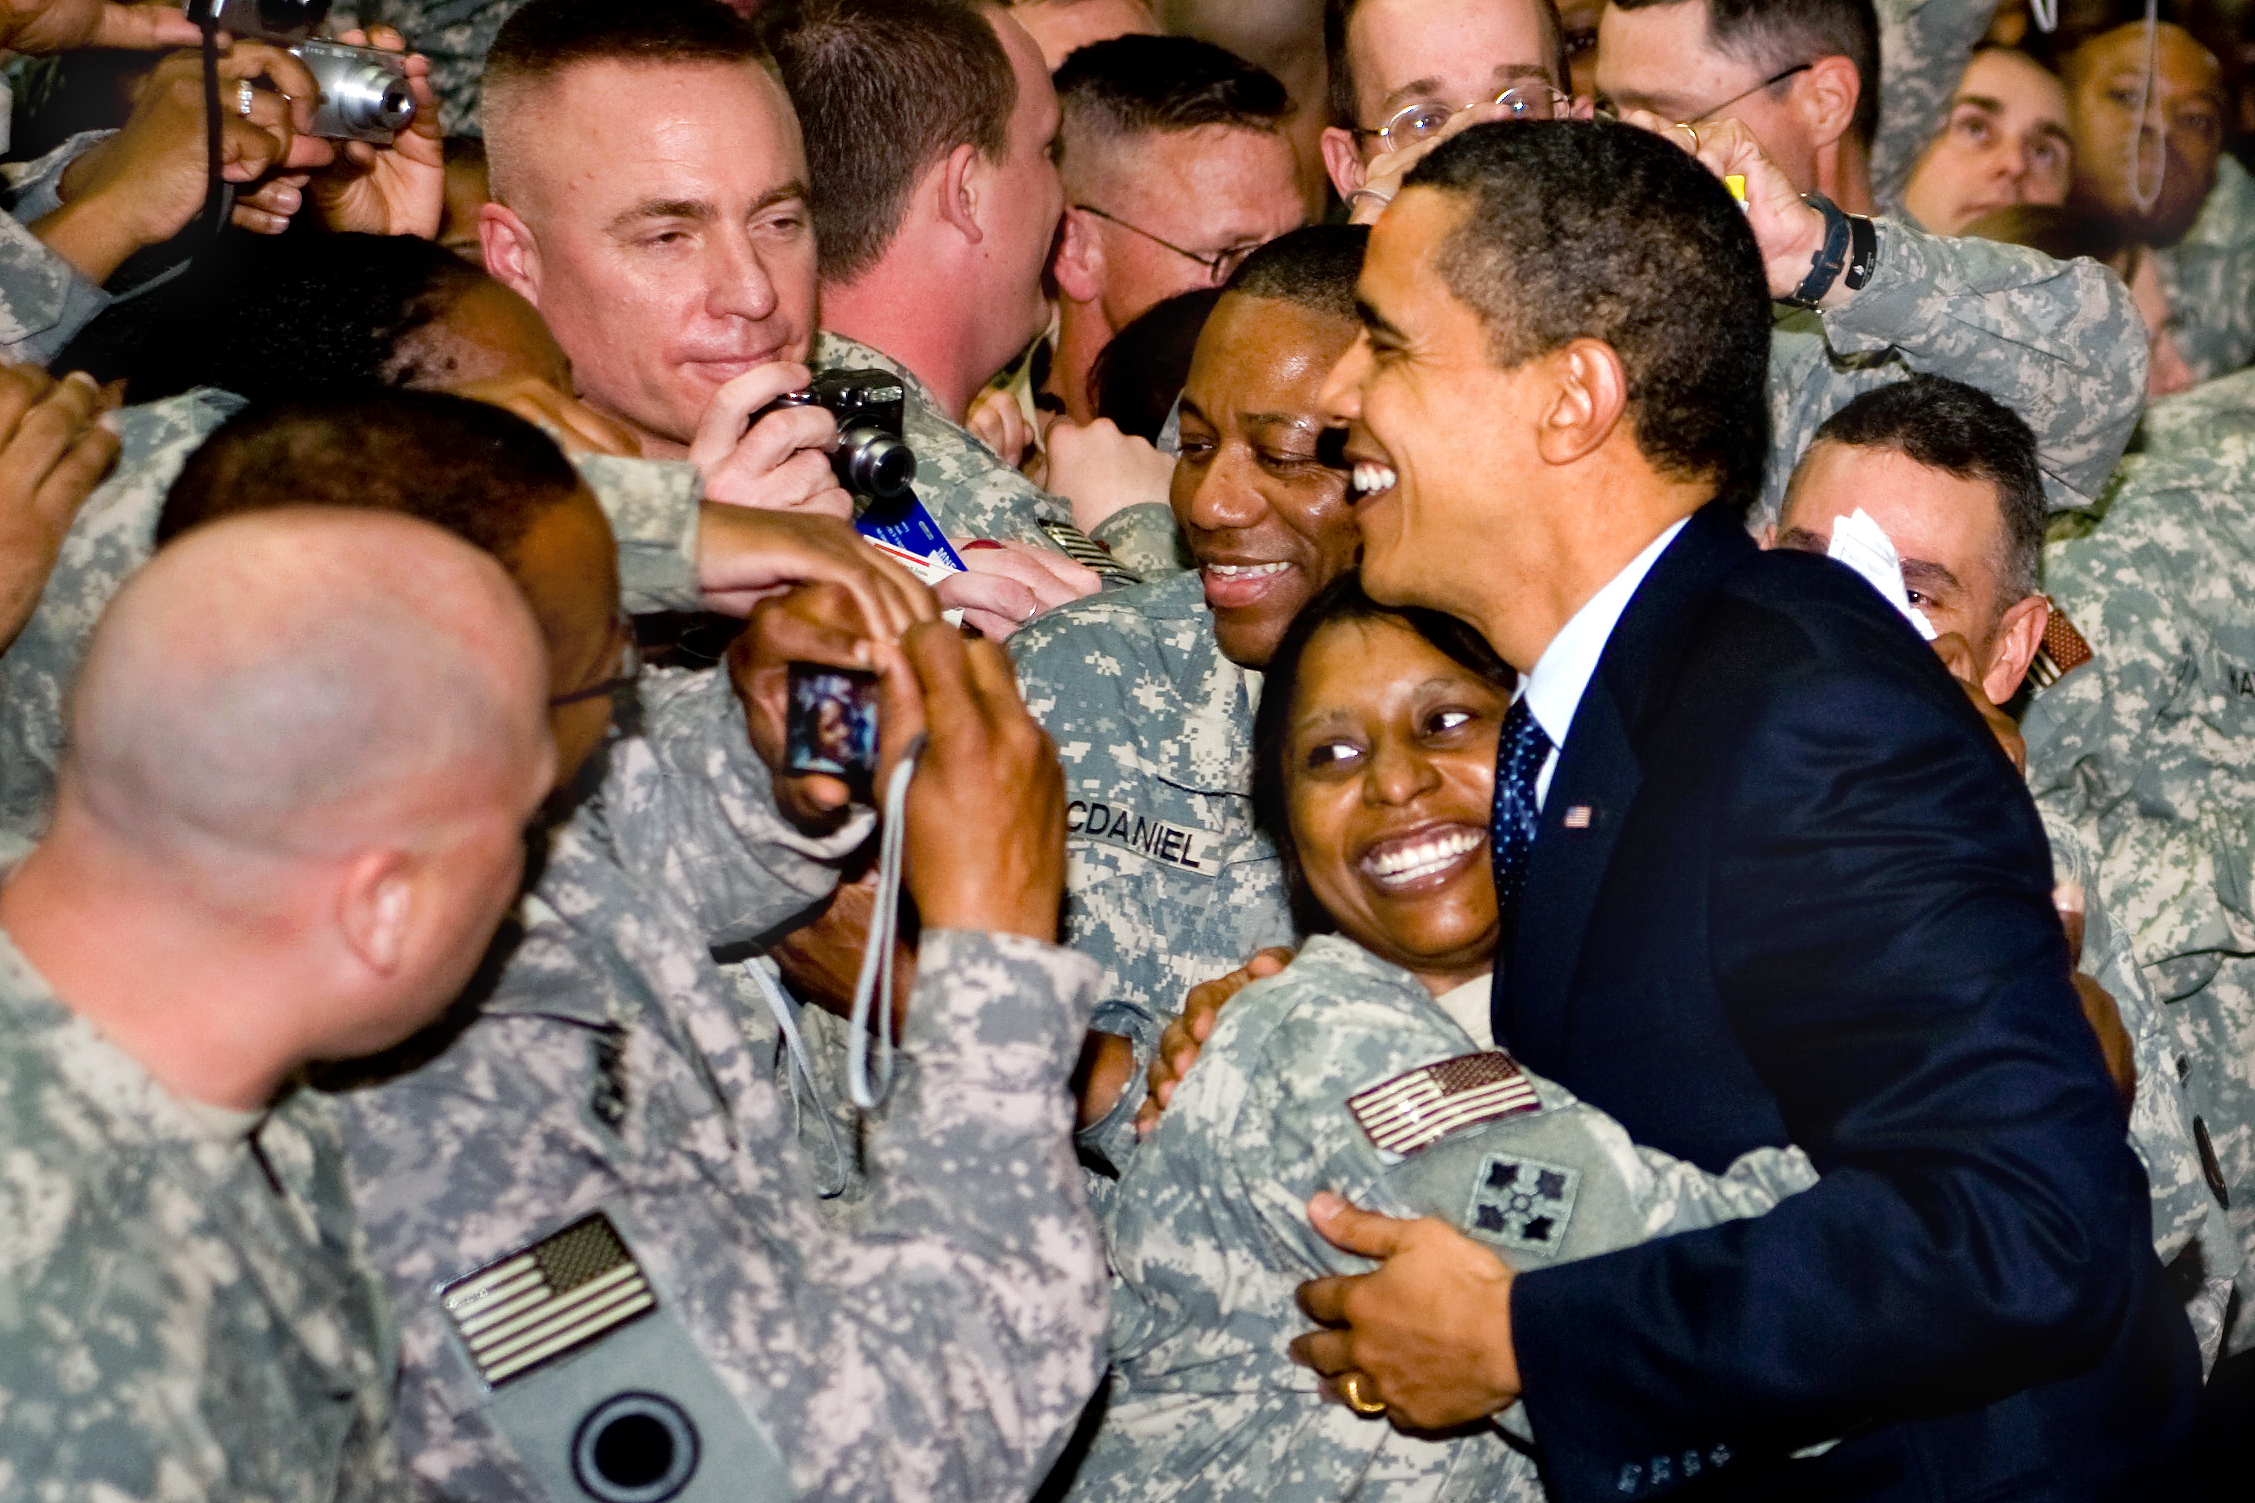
[{"x1": 12, "y1": 0, "x2": 443, "y2": 364}]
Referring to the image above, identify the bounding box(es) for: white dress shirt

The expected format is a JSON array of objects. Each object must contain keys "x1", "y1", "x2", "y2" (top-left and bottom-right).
[{"x1": 1518, "y1": 518, "x2": 1687, "y2": 808}]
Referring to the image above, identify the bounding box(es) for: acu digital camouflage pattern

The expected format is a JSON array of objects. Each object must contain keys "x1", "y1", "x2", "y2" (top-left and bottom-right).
[
  {"x1": 2022, "y1": 436, "x2": 2255, "y2": 1351},
  {"x1": 1064, "y1": 935, "x2": 1816, "y2": 1503},
  {"x1": 2154, "y1": 154, "x2": 2255, "y2": 386},
  {"x1": 0, "y1": 924, "x2": 406, "y2": 1503},
  {"x1": 326, "y1": 662, "x2": 1110, "y2": 1503},
  {"x1": 2139, "y1": 361, "x2": 2255, "y2": 453},
  {"x1": 0, "y1": 106, "x2": 111, "y2": 365},
  {"x1": 2044, "y1": 814, "x2": 2239, "y2": 1368},
  {"x1": 1009, "y1": 569, "x2": 1299, "y2": 1172},
  {"x1": 1760, "y1": 219, "x2": 2147, "y2": 530},
  {"x1": 0, "y1": 386, "x2": 704, "y2": 839},
  {"x1": 1868, "y1": 0, "x2": 1992, "y2": 218}
]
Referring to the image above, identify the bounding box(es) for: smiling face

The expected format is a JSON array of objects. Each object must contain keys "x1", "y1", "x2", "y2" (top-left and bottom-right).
[
  {"x1": 1903, "y1": 48, "x2": 2072, "y2": 234},
  {"x1": 485, "y1": 58, "x2": 819, "y2": 450},
  {"x1": 1173, "y1": 292, "x2": 1362, "y2": 667},
  {"x1": 1324, "y1": 186, "x2": 1544, "y2": 629},
  {"x1": 1284, "y1": 613, "x2": 1507, "y2": 993}
]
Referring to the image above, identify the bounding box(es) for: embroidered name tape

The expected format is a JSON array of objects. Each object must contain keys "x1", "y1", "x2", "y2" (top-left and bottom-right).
[
  {"x1": 1067, "y1": 799, "x2": 1220, "y2": 875},
  {"x1": 440, "y1": 1213, "x2": 657, "y2": 1387},
  {"x1": 1348, "y1": 1050, "x2": 1540, "y2": 1157}
]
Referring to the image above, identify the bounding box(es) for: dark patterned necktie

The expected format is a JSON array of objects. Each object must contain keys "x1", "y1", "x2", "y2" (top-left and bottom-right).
[{"x1": 1491, "y1": 697, "x2": 1553, "y2": 945}]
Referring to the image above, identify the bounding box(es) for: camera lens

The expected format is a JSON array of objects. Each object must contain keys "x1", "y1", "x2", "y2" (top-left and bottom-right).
[
  {"x1": 335, "y1": 62, "x2": 415, "y2": 134},
  {"x1": 837, "y1": 427, "x2": 915, "y2": 500}
]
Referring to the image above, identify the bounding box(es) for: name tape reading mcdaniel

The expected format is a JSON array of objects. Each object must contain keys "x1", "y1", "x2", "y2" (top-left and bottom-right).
[{"x1": 1066, "y1": 801, "x2": 1222, "y2": 876}]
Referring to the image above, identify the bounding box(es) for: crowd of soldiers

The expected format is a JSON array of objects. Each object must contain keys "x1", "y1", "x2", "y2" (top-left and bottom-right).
[{"x1": 3, "y1": 0, "x2": 2255, "y2": 1496}]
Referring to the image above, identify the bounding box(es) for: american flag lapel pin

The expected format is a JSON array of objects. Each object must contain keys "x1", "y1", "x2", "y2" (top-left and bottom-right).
[{"x1": 1562, "y1": 805, "x2": 1593, "y2": 830}]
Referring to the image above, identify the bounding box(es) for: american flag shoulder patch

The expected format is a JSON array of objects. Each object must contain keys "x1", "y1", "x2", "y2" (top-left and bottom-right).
[
  {"x1": 1347, "y1": 1050, "x2": 1541, "y2": 1157},
  {"x1": 2027, "y1": 601, "x2": 2094, "y2": 690},
  {"x1": 439, "y1": 1212, "x2": 657, "y2": 1388}
]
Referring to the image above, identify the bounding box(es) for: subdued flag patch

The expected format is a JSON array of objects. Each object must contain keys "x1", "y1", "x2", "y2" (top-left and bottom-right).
[
  {"x1": 1348, "y1": 1051, "x2": 1540, "y2": 1157},
  {"x1": 440, "y1": 1213, "x2": 656, "y2": 1387}
]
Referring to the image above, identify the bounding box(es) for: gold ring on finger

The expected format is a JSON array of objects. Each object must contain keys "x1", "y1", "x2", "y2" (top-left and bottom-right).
[
  {"x1": 1337, "y1": 1370, "x2": 1388, "y2": 1417},
  {"x1": 1676, "y1": 121, "x2": 1700, "y2": 153}
]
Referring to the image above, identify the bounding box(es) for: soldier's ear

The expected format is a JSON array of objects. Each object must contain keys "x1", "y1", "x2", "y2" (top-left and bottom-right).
[
  {"x1": 336, "y1": 847, "x2": 415, "y2": 978},
  {"x1": 482, "y1": 205, "x2": 540, "y2": 306},
  {"x1": 1052, "y1": 206, "x2": 1104, "y2": 306},
  {"x1": 937, "y1": 142, "x2": 986, "y2": 248},
  {"x1": 1984, "y1": 593, "x2": 2050, "y2": 704}
]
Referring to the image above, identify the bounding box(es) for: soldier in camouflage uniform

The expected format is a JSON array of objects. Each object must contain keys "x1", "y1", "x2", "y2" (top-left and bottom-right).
[
  {"x1": 1760, "y1": 217, "x2": 2147, "y2": 530},
  {"x1": 2022, "y1": 434, "x2": 2255, "y2": 1352},
  {"x1": 130, "y1": 392, "x2": 1108, "y2": 1502},
  {"x1": 1016, "y1": 567, "x2": 1300, "y2": 1165},
  {"x1": 0, "y1": 505, "x2": 557, "y2": 1503},
  {"x1": 2151, "y1": 150, "x2": 2255, "y2": 385},
  {"x1": 0, "y1": 385, "x2": 705, "y2": 838},
  {"x1": 1011, "y1": 228, "x2": 1370, "y2": 1169},
  {"x1": 1063, "y1": 592, "x2": 1818, "y2": 1502},
  {"x1": 1072, "y1": 936, "x2": 1820, "y2": 1503}
]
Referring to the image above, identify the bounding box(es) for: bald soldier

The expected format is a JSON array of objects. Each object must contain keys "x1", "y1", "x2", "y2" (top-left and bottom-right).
[{"x1": 0, "y1": 509, "x2": 553, "y2": 1502}]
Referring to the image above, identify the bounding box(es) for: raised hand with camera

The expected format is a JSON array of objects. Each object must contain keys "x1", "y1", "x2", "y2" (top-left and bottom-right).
[
  {"x1": 37, "y1": 42, "x2": 332, "y2": 282},
  {"x1": 688, "y1": 361, "x2": 852, "y2": 518},
  {"x1": 302, "y1": 24, "x2": 443, "y2": 239}
]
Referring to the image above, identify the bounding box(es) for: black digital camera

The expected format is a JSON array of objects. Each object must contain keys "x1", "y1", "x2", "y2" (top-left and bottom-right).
[
  {"x1": 758, "y1": 368, "x2": 917, "y2": 508},
  {"x1": 192, "y1": 0, "x2": 416, "y2": 144}
]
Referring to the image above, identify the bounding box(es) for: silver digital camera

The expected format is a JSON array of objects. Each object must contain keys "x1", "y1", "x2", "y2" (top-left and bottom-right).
[{"x1": 194, "y1": 0, "x2": 416, "y2": 144}]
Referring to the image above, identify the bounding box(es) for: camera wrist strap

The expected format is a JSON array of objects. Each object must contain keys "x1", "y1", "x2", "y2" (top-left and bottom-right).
[
  {"x1": 744, "y1": 959, "x2": 850, "y2": 1198},
  {"x1": 847, "y1": 735, "x2": 923, "y2": 1110}
]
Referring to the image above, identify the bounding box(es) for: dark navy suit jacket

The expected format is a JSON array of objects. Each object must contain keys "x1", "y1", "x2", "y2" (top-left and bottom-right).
[{"x1": 1500, "y1": 504, "x2": 2199, "y2": 1502}]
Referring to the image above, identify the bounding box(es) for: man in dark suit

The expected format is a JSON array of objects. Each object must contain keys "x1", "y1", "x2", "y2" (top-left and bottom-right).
[{"x1": 1288, "y1": 120, "x2": 2198, "y2": 1500}]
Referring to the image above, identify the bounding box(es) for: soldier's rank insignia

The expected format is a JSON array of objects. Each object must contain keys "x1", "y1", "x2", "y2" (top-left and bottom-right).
[
  {"x1": 440, "y1": 1213, "x2": 657, "y2": 1387},
  {"x1": 1464, "y1": 1154, "x2": 1581, "y2": 1256},
  {"x1": 1348, "y1": 1050, "x2": 1540, "y2": 1157}
]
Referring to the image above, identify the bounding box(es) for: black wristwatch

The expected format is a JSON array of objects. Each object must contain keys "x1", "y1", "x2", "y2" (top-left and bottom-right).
[{"x1": 1780, "y1": 192, "x2": 1877, "y2": 309}]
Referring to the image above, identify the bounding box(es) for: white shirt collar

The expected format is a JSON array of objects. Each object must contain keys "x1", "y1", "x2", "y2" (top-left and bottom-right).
[{"x1": 1519, "y1": 518, "x2": 1686, "y2": 798}]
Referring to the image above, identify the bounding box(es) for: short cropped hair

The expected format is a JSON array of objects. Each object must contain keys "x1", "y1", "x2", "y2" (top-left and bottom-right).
[
  {"x1": 1055, "y1": 34, "x2": 1290, "y2": 168},
  {"x1": 158, "y1": 391, "x2": 584, "y2": 572},
  {"x1": 1810, "y1": 375, "x2": 2046, "y2": 603},
  {"x1": 130, "y1": 234, "x2": 489, "y2": 406},
  {"x1": 1324, "y1": 0, "x2": 1571, "y2": 131},
  {"x1": 1611, "y1": 0, "x2": 1879, "y2": 146},
  {"x1": 1222, "y1": 222, "x2": 1369, "y2": 321},
  {"x1": 1253, "y1": 575, "x2": 1516, "y2": 936},
  {"x1": 483, "y1": 0, "x2": 774, "y2": 200},
  {"x1": 759, "y1": 0, "x2": 1016, "y2": 283},
  {"x1": 1405, "y1": 122, "x2": 1772, "y2": 507}
]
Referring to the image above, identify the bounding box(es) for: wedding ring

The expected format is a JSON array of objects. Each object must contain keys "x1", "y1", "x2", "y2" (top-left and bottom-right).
[
  {"x1": 236, "y1": 80, "x2": 256, "y2": 117},
  {"x1": 1675, "y1": 121, "x2": 1700, "y2": 153},
  {"x1": 1336, "y1": 1370, "x2": 1388, "y2": 1416}
]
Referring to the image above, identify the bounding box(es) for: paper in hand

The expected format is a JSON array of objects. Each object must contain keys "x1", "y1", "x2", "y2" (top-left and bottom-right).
[{"x1": 1826, "y1": 508, "x2": 1938, "y2": 640}]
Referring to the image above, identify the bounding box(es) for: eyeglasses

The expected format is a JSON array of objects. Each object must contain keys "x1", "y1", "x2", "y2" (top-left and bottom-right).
[
  {"x1": 1673, "y1": 61, "x2": 1813, "y2": 127},
  {"x1": 1352, "y1": 83, "x2": 1573, "y2": 153},
  {"x1": 1072, "y1": 204, "x2": 1266, "y2": 285},
  {"x1": 548, "y1": 614, "x2": 641, "y2": 710}
]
